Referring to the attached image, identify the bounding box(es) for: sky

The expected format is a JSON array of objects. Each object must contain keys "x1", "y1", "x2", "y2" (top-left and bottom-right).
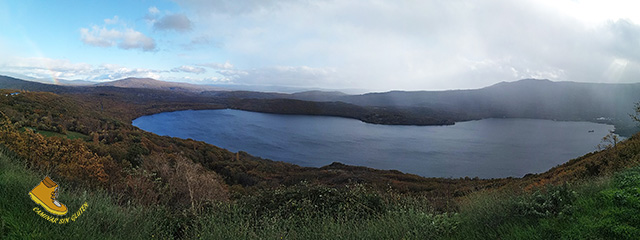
[{"x1": 1, "y1": 0, "x2": 639, "y2": 92}]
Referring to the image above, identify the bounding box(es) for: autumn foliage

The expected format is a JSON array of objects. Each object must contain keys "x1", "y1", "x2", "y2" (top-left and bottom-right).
[{"x1": 0, "y1": 113, "x2": 110, "y2": 186}]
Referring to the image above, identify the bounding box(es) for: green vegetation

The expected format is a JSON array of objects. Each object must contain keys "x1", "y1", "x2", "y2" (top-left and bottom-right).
[
  {"x1": 450, "y1": 167, "x2": 640, "y2": 239},
  {"x1": 20, "y1": 127, "x2": 88, "y2": 140},
  {"x1": 3, "y1": 143, "x2": 640, "y2": 239},
  {"x1": 0, "y1": 147, "x2": 455, "y2": 239},
  {"x1": 0, "y1": 147, "x2": 174, "y2": 239}
]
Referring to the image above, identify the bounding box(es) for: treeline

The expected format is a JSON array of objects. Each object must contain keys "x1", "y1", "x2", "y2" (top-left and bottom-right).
[{"x1": 227, "y1": 98, "x2": 456, "y2": 126}]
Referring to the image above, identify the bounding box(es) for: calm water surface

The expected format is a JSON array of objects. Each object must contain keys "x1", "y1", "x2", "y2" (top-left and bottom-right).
[{"x1": 133, "y1": 109, "x2": 616, "y2": 178}]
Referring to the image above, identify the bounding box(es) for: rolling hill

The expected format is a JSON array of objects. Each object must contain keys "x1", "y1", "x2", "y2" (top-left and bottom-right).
[{"x1": 96, "y1": 77, "x2": 228, "y2": 93}]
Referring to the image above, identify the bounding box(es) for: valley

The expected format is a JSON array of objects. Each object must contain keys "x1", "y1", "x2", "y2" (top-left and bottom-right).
[{"x1": 1, "y1": 75, "x2": 639, "y2": 238}]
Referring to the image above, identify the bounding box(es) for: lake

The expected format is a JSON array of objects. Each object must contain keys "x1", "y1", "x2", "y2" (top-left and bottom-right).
[{"x1": 132, "y1": 109, "x2": 617, "y2": 178}]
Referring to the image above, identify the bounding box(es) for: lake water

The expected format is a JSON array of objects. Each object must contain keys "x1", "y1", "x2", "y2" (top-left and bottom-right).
[{"x1": 132, "y1": 109, "x2": 617, "y2": 178}]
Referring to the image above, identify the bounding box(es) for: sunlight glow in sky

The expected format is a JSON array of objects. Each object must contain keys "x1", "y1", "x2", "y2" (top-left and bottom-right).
[{"x1": 1, "y1": 0, "x2": 639, "y2": 91}]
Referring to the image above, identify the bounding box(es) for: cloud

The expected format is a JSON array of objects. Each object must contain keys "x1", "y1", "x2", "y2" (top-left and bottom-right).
[
  {"x1": 190, "y1": 36, "x2": 211, "y2": 45},
  {"x1": 0, "y1": 57, "x2": 162, "y2": 81},
  {"x1": 198, "y1": 61, "x2": 234, "y2": 70},
  {"x1": 199, "y1": 76, "x2": 232, "y2": 83},
  {"x1": 118, "y1": 29, "x2": 156, "y2": 51},
  {"x1": 180, "y1": 35, "x2": 222, "y2": 50},
  {"x1": 145, "y1": 7, "x2": 194, "y2": 33},
  {"x1": 216, "y1": 66, "x2": 338, "y2": 87},
  {"x1": 1, "y1": 57, "x2": 93, "y2": 79},
  {"x1": 16, "y1": 0, "x2": 640, "y2": 91},
  {"x1": 148, "y1": 6, "x2": 160, "y2": 15},
  {"x1": 169, "y1": 0, "x2": 640, "y2": 90},
  {"x1": 171, "y1": 65, "x2": 206, "y2": 74},
  {"x1": 80, "y1": 26, "x2": 156, "y2": 51},
  {"x1": 104, "y1": 16, "x2": 119, "y2": 25},
  {"x1": 604, "y1": 19, "x2": 640, "y2": 61},
  {"x1": 89, "y1": 64, "x2": 163, "y2": 80},
  {"x1": 154, "y1": 13, "x2": 193, "y2": 32},
  {"x1": 175, "y1": 0, "x2": 286, "y2": 15},
  {"x1": 79, "y1": 26, "x2": 120, "y2": 47}
]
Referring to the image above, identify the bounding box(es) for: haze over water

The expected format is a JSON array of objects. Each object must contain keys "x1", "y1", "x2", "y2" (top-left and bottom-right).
[{"x1": 133, "y1": 109, "x2": 616, "y2": 178}]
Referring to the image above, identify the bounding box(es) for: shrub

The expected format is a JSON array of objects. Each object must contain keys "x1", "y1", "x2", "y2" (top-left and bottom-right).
[
  {"x1": 517, "y1": 184, "x2": 576, "y2": 218},
  {"x1": 140, "y1": 153, "x2": 229, "y2": 211},
  {"x1": 240, "y1": 182, "x2": 386, "y2": 220}
]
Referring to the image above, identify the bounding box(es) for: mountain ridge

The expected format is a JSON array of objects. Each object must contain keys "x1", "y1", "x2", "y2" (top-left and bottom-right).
[
  {"x1": 1, "y1": 75, "x2": 639, "y2": 135},
  {"x1": 96, "y1": 77, "x2": 228, "y2": 93}
]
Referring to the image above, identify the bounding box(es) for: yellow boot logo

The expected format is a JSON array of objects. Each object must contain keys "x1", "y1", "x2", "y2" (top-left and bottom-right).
[
  {"x1": 29, "y1": 176, "x2": 89, "y2": 224},
  {"x1": 29, "y1": 176, "x2": 68, "y2": 215}
]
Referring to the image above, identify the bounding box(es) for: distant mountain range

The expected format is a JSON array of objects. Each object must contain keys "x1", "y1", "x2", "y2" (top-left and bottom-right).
[
  {"x1": 203, "y1": 79, "x2": 640, "y2": 135},
  {"x1": 0, "y1": 72, "x2": 96, "y2": 86},
  {"x1": 1, "y1": 75, "x2": 639, "y2": 136},
  {"x1": 0, "y1": 74, "x2": 228, "y2": 93},
  {"x1": 338, "y1": 79, "x2": 640, "y2": 122},
  {"x1": 96, "y1": 77, "x2": 227, "y2": 93}
]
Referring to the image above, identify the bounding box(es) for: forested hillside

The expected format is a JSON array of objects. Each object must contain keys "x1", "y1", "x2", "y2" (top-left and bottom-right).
[{"x1": 1, "y1": 76, "x2": 640, "y2": 238}]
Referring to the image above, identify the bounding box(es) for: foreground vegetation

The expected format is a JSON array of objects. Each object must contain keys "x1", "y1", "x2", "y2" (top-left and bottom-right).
[
  {"x1": 0, "y1": 147, "x2": 453, "y2": 239},
  {"x1": 453, "y1": 170, "x2": 640, "y2": 239},
  {"x1": 3, "y1": 143, "x2": 640, "y2": 239}
]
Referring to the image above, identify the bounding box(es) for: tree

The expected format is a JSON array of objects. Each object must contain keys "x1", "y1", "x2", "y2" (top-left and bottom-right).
[
  {"x1": 598, "y1": 130, "x2": 620, "y2": 150},
  {"x1": 630, "y1": 102, "x2": 640, "y2": 124}
]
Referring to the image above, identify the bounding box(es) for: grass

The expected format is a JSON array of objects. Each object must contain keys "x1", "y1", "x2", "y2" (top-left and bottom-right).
[
  {"x1": 2, "y1": 142, "x2": 639, "y2": 239},
  {"x1": 196, "y1": 207, "x2": 457, "y2": 239},
  {"x1": 0, "y1": 147, "x2": 174, "y2": 239},
  {"x1": 19, "y1": 127, "x2": 88, "y2": 140},
  {"x1": 450, "y1": 167, "x2": 640, "y2": 239}
]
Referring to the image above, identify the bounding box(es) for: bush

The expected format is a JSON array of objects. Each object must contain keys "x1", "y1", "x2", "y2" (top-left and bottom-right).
[
  {"x1": 116, "y1": 153, "x2": 230, "y2": 211},
  {"x1": 240, "y1": 182, "x2": 386, "y2": 220},
  {"x1": 517, "y1": 184, "x2": 576, "y2": 218},
  {"x1": 596, "y1": 167, "x2": 640, "y2": 238}
]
